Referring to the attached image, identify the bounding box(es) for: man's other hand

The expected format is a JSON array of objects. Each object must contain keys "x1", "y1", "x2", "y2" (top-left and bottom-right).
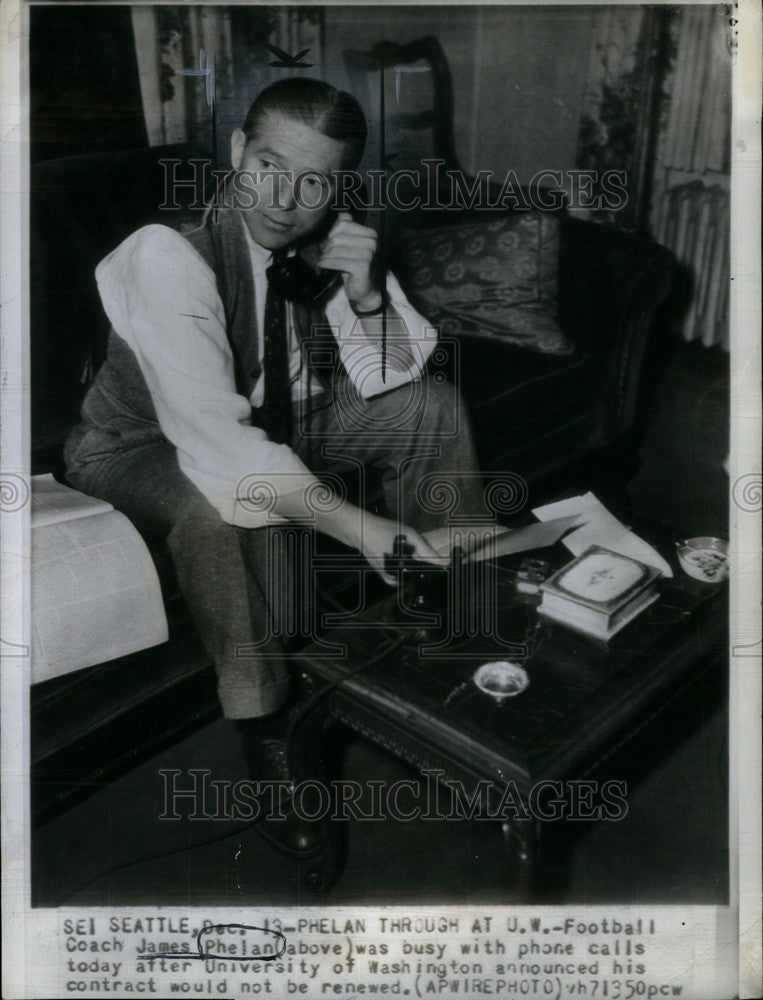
[{"x1": 361, "y1": 514, "x2": 449, "y2": 586}]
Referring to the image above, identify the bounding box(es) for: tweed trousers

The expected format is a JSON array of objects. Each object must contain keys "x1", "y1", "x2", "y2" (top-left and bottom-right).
[{"x1": 67, "y1": 376, "x2": 483, "y2": 718}]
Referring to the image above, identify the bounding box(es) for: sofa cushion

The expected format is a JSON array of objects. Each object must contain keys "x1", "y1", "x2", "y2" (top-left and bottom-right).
[{"x1": 396, "y1": 214, "x2": 576, "y2": 355}]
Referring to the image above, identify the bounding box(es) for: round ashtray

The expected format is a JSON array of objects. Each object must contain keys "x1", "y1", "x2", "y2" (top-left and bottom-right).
[
  {"x1": 473, "y1": 661, "x2": 529, "y2": 703},
  {"x1": 675, "y1": 536, "x2": 729, "y2": 583}
]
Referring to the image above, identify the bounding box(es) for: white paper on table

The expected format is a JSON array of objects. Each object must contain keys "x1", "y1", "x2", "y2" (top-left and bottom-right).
[
  {"x1": 468, "y1": 513, "x2": 586, "y2": 561},
  {"x1": 531, "y1": 492, "x2": 673, "y2": 578},
  {"x1": 424, "y1": 514, "x2": 585, "y2": 562}
]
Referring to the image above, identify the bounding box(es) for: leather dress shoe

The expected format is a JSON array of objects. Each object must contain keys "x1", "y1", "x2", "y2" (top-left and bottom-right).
[{"x1": 240, "y1": 731, "x2": 323, "y2": 859}]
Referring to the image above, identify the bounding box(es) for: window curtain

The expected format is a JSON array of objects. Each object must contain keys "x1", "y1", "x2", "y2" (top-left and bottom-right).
[
  {"x1": 649, "y1": 7, "x2": 731, "y2": 350},
  {"x1": 576, "y1": 5, "x2": 731, "y2": 349},
  {"x1": 130, "y1": 6, "x2": 325, "y2": 157},
  {"x1": 131, "y1": 6, "x2": 235, "y2": 148},
  {"x1": 575, "y1": 6, "x2": 647, "y2": 228}
]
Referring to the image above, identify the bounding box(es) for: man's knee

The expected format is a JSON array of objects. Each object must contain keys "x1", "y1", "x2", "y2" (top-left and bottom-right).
[
  {"x1": 364, "y1": 374, "x2": 460, "y2": 432},
  {"x1": 168, "y1": 488, "x2": 236, "y2": 550}
]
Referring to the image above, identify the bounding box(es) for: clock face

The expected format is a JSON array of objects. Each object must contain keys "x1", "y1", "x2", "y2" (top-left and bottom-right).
[{"x1": 558, "y1": 551, "x2": 645, "y2": 604}]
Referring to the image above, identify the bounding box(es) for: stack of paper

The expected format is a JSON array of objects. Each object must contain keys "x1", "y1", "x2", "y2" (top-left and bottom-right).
[{"x1": 532, "y1": 492, "x2": 673, "y2": 578}]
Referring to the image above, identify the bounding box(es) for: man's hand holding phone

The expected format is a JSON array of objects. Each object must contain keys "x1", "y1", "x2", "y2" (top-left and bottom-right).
[{"x1": 317, "y1": 211, "x2": 382, "y2": 312}]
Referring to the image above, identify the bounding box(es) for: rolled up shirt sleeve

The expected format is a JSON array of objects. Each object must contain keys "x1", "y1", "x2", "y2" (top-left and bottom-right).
[
  {"x1": 325, "y1": 270, "x2": 438, "y2": 399},
  {"x1": 95, "y1": 224, "x2": 317, "y2": 528}
]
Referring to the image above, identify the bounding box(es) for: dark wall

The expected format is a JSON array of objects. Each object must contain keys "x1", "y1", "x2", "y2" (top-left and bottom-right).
[
  {"x1": 30, "y1": 5, "x2": 147, "y2": 163},
  {"x1": 323, "y1": 5, "x2": 598, "y2": 184}
]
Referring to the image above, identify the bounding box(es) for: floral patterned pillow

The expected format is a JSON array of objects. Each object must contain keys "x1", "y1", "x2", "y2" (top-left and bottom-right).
[{"x1": 397, "y1": 214, "x2": 575, "y2": 355}]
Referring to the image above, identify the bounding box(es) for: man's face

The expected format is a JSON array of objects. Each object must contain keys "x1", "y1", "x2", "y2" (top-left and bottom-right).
[{"x1": 230, "y1": 110, "x2": 347, "y2": 251}]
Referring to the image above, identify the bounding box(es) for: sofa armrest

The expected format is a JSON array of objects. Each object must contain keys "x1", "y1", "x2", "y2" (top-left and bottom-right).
[{"x1": 556, "y1": 215, "x2": 677, "y2": 434}]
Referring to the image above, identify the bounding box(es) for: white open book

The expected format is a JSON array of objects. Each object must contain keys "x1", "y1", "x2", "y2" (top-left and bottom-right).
[{"x1": 31, "y1": 475, "x2": 169, "y2": 684}]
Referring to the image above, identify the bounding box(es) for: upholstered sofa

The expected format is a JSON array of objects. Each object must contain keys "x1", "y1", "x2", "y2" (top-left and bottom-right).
[{"x1": 30, "y1": 146, "x2": 676, "y2": 820}]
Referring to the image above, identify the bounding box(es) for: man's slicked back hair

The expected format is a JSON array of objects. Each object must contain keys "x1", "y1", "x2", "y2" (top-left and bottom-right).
[{"x1": 242, "y1": 78, "x2": 367, "y2": 170}]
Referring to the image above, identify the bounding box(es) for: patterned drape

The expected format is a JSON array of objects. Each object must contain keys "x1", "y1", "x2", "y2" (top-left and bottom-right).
[
  {"x1": 575, "y1": 6, "x2": 650, "y2": 228},
  {"x1": 649, "y1": 7, "x2": 731, "y2": 349},
  {"x1": 132, "y1": 6, "x2": 234, "y2": 148},
  {"x1": 576, "y1": 5, "x2": 731, "y2": 348},
  {"x1": 131, "y1": 6, "x2": 325, "y2": 155}
]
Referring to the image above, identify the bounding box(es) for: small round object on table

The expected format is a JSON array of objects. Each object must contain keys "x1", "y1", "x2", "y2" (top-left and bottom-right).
[
  {"x1": 675, "y1": 536, "x2": 729, "y2": 583},
  {"x1": 473, "y1": 661, "x2": 530, "y2": 703}
]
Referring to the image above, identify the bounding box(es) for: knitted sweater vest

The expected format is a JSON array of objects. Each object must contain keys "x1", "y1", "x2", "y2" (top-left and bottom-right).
[{"x1": 64, "y1": 211, "x2": 332, "y2": 477}]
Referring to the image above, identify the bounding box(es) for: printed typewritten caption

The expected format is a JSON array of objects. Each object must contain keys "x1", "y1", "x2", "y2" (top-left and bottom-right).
[{"x1": 43, "y1": 907, "x2": 735, "y2": 998}]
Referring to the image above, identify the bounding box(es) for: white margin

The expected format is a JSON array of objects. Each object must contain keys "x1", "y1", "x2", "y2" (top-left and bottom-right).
[{"x1": 730, "y1": 1, "x2": 763, "y2": 996}]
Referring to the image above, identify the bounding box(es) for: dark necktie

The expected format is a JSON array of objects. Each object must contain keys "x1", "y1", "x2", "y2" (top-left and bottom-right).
[{"x1": 262, "y1": 252, "x2": 293, "y2": 446}]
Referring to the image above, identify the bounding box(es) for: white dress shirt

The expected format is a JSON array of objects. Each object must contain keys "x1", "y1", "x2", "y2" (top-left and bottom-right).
[{"x1": 94, "y1": 214, "x2": 437, "y2": 529}]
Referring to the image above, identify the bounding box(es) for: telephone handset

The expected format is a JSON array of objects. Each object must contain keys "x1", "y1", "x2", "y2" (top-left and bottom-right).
[
  {"x1": 265, "y1": 204, "x2": 367, "y2": 304},
  {"x1": 265, "y1": 251, "x2": 341, "y2": 303}
]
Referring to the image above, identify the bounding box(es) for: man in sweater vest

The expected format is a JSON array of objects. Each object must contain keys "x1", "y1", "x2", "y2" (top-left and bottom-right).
[{"x1": 64, "y1": 78, "x2": 484, "y2": 857}]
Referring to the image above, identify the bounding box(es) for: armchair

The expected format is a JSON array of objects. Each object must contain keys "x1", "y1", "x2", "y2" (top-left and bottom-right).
[{"x1": 30, "y1": 43, "x2": 676, "y2": 821}]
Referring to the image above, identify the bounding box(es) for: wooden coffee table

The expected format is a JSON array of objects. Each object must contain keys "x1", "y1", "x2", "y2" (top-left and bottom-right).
[{"x1": 291, "y1": 516, "x2": 728, "y2": 895}]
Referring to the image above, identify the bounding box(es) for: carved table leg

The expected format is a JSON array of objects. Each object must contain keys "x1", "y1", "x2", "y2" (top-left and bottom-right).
[
  {"x1": 500, "y1": 817, "x2": 538, "y2": 901},
  {"x1": 288, "y1": 681, "x2": 347, "y2": 894}
]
